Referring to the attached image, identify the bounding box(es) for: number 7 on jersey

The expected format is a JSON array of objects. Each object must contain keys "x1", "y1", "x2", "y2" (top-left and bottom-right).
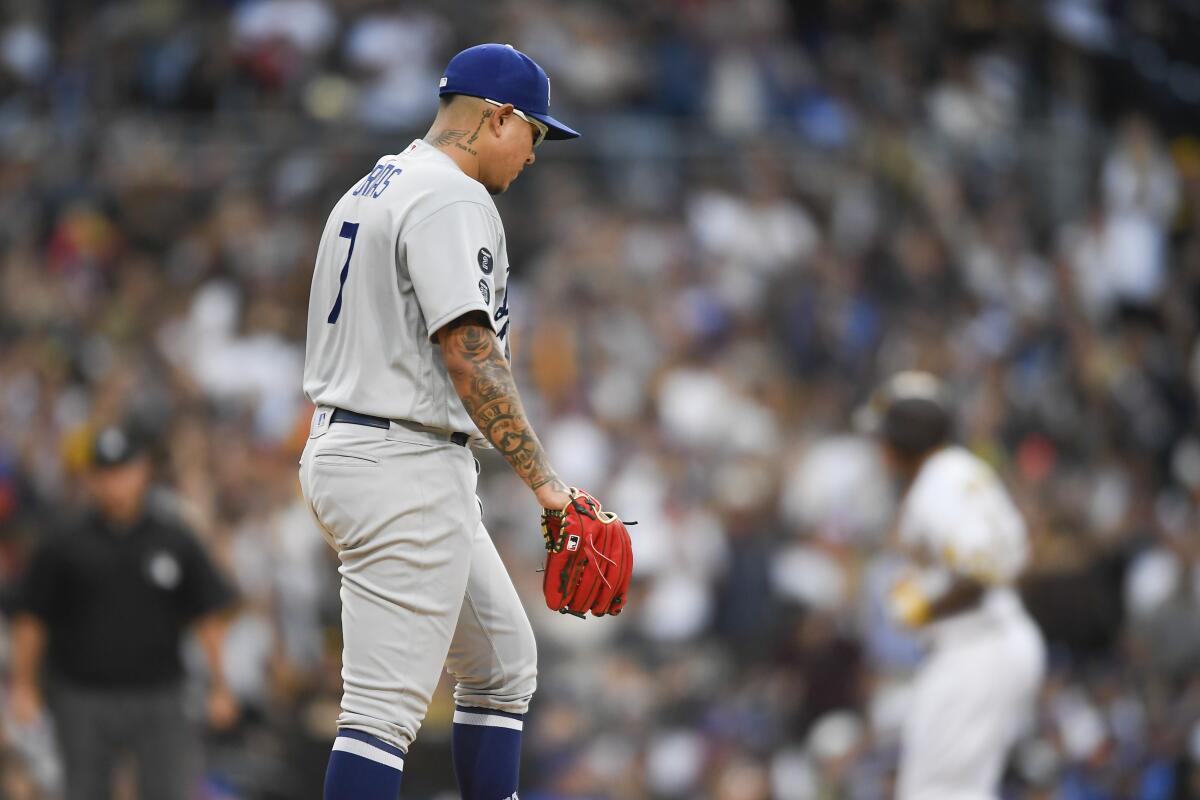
[{"x1": 326, "y1": 221, "x2": 359, "y2": 324}]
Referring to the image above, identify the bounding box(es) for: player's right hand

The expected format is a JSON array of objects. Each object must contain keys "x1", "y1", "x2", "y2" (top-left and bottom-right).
[{"x1": 207, "y1": 683, "x2": 240, "y2": 731}]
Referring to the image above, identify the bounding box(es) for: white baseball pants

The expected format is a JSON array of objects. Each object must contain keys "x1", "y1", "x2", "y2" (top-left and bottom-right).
[
  {"x1": 298, "y1": 409, "x2": 537, "y2": 753},
  {"x1": 897, "y1": 607, "x2": 1045, "y2": 800}
]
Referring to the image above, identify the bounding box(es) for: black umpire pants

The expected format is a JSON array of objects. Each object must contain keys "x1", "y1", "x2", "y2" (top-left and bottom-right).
[{"x1": 50, "y1": 681, "x2": 195, "y2": 800}]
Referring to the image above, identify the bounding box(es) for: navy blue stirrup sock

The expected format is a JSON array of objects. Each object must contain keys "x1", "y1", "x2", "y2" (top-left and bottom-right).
[
  {"x1": 452, "y1": 706, "x2": 525, "y2": 800},
  {"x1": 324, "y1": 729, "x2": 405, "y2": 800}
]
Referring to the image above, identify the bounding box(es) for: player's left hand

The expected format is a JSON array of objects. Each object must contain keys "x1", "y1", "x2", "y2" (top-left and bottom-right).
[
  {"x1": 534, "y1": 482, "x2": 572, "y2": 513},
  {"x1": 540, "y1": 488, "x2": 634, "y2": 618}
]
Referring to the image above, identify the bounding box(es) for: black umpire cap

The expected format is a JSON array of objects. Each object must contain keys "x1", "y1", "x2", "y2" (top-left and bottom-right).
[
  {"x1": 854, "y1": 371, "x2": 953, "y2": 456},
  {"x1": 90, "y1": 426, "x2": 146, "y2": 469}
]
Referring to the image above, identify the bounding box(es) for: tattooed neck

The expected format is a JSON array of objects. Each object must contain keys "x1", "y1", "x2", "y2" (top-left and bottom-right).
[
  {"x1": 427, "y1": 128, "x2": 468, "y2": 147},
  {"x1": 466, "y1": 109, "x2": 492, "y2": 146},
  {"x1": 427, "y1": 109, "x2": 493, "y2": 157}
]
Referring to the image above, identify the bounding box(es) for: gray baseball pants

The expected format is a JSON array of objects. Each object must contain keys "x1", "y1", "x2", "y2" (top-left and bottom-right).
[
  {"x1": 50, "y1": 681, "x2": 194, "y2": 800},
  {"x1": 298, "y1": 409, "x2": 537, "y2": 754}
]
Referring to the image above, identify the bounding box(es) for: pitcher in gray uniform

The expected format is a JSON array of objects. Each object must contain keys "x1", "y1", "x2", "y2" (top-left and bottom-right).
[{"x1": 299, "y1": 44, "x2": 580, "y2": 800}]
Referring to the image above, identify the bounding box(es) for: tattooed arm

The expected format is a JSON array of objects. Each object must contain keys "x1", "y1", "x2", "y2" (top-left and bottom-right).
[{"x1": 438, "y1": 312, "x2": 571, "y2": 510}]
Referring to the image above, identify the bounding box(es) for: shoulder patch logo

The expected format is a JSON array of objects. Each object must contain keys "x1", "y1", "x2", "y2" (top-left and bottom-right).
[
  {"x1": 477, "y1": 247, "x2": 494, "y2": 274},
  {"x1": 479, "y1": 279, "x2": 491, "y2": 305}
]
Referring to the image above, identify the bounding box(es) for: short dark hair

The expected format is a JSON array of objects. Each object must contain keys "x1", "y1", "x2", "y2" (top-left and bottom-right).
[
  {"x1": 856, "y1": 371, "x2": 954, "y2": 457},
  {"x1": 881, "y1": 397, "x2": 952, "y2": 457}
]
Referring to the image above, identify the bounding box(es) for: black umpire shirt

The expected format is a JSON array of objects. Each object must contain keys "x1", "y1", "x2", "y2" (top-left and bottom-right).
[{"x1": 19, "y1": 496, "x2": 234, "y2": 689}]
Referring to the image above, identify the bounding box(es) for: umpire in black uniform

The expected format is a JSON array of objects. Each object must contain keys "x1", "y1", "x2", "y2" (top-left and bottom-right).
[{"x1": 7, "y1": 426, "x2": 237, "y2": 800}]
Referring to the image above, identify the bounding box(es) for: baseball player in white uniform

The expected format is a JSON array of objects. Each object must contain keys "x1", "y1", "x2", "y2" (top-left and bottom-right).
[
  {"x1": 298, "y1": 44, "x2": 581, "y2": 800},
  {"x1": 860, "y1": 372, "x2": 1046, "y2": 800}
]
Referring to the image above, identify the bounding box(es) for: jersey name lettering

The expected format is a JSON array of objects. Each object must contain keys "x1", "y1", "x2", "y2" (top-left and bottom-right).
[{"x1": 352, "y1": 163, "x2": 400, "y2": 199}]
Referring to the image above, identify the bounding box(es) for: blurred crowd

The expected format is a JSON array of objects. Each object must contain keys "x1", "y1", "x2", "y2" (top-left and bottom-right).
[{"x1": 1, "y1": 0, "x2": 1200, "y2": 797}]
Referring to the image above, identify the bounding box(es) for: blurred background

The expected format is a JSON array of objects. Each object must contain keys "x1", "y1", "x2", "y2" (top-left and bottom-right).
[{"x1": 1, "y1": 0, "x2": 1199, "y2": 797}]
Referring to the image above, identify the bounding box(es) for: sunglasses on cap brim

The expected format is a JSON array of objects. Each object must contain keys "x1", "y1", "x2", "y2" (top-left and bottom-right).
[{"x1": 484, "y1": 98, "x2": 548, "y2": 148}]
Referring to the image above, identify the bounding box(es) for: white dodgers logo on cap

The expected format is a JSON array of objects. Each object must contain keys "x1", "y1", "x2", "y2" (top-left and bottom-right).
[{"x1": 439, "y1": 76, "x2": 448, "y2": 88}]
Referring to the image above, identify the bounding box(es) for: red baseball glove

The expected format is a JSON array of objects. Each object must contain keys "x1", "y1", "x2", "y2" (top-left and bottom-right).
[{"x1": 541, "y1": 488, "x2": 634, "y2": 618}]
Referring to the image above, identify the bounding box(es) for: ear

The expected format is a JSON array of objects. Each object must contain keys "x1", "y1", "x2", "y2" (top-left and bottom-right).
[{"x1": 488, "y1": 103, "x2": 514, "y2": 138}]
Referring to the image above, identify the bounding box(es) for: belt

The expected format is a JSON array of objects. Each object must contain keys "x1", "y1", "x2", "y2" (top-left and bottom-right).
[{"x1": 329, "y1": 408, "x2": 470, "y2": 447}]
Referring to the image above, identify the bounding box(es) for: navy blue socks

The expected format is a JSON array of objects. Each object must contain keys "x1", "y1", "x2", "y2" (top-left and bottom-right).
[
  {"x1": 452, "y1": 706, "x2": 525, "y2": 800},
  {"x1": 324, "y1": 729, "x2": 405, "y2": 800}
]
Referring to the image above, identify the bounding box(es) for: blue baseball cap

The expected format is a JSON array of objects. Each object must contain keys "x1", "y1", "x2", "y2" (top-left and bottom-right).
[{"x1": 439, "y1": 44, "x2": 580, "y2": 141}]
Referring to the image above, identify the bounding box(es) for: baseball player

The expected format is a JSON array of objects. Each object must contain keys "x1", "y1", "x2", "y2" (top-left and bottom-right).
[
  {"x1": 299, "y1": 44, "x2": 631, "y2": 800},
  {"x1": 859, "y1": 372, "x2": 1046, "y2": 800}
]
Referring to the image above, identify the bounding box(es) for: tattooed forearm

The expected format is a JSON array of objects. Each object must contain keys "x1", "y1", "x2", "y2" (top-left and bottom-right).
[{"x1": 439, "y1": 315, "x2": 564, "y2": 493}]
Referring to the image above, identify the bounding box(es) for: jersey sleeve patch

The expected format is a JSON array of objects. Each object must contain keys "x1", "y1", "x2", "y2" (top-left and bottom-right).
[{"x1": 404, "y1": 201, "x2": 501, "y2": 340}]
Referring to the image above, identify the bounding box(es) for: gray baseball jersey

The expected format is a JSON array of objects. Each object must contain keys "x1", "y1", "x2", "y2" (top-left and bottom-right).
[{"x1": 303, "y1": 139, "x2": 511, "y2": 434}]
